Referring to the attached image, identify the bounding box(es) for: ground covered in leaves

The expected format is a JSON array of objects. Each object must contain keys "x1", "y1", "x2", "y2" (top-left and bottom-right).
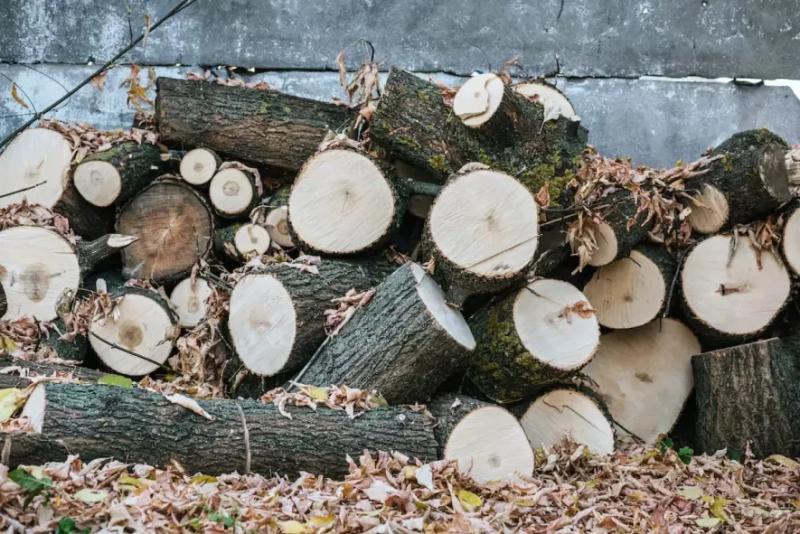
[{"x1": 0, "y1": 443, "x2": 797, "y2": 533}]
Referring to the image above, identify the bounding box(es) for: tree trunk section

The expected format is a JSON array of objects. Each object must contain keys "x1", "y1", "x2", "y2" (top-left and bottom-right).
[
  {"x1": 581, "y1": 189, "x2": 653, "y2": 267},
  {"x1": 0, "y1": 356, "x2": 103, "y2": 389},
  {"x1": 213, "y1": 223, "x2": 271, "y2": 263}
]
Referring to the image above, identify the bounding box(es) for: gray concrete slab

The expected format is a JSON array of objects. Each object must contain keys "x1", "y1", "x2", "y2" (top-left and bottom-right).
[{"x1": 1, "y1": 0, "x2": 799, "y2": 79}]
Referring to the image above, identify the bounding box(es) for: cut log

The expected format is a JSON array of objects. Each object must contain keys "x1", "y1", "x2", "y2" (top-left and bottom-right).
[
  {"x1": 169, "y1": 276, "x2": 214, "y2": 328},
  {"x1": 681, "y1": 234, "x2": 791, "y2": 347},
  {"x1": 516, "y1": 388, "x2": 615, "y2": 455},
  {"x1": 179, "y1": 147, "x2": 221, "y2": 186},
  {"x1": 582, "y1": 244, "x2": 677, "y2": 329},
  {"x1": 37, "y1": 318, "x2": 89, "y2": 363},
  {"x1": 424, "y1": 165, "x2": 539, "y2": 305},
  {"x1": 0, "y1": 356, "x2": 103, "y2": 389},
  {"x1": 581, "y1": 189, "x2": 652, "y2": 267},
  {"x1": 88, "y1": 286, "x2": 178, "y2": 376},
  {"x1": 214, "y1": 223, "x2": 271, "y2": 262},
  {"x1": 116, "y1": 179, "x2": 214, "y2": 282},
  {"x1": 73, "y1": 142, "x2": 166, "y2": 207},
  {"x1": 299, "y1": 262, "x2": 476, "y2": 403},
  {"x1": 156, "y1": 78, "x2": 355, "y2": 173},
  {"x1": 467, "y1": 278, "x2": 599, "y2": 404},
  {"x1": 781, "y1": 202, "x2": 800, "y2": 276},
  {"x1": 288, "y1": 149, "x2": 398, "y2": 255},
  {"x1": 19, "y1": 382, "x2": 438, "y2": 478},
  {"x1": 264, "y1": 186, "x2": 294, "y2": 248},
  {"x1": 0, "y1": 228, "x2": 133, "y2": 321},
  {"x1": 582, "y1": 318, "x2": 701, "y2": 443},
  {"x1": 427, "y1": 394, "x2": 534, "y2": 483},
  {"x1": 693, "y1": 337, "x2": 800, "y2": 458},
  {"x1": 787, "y1": 146, "x2": 800, "y2": 187},
  {"x1": 513, "y1": 81, "x2": 579, "y2": 122},
  {"x1": 685, "y1": 130, "x2": 791, "y2": 234},
  {"x1": 0, "y1": 127, "x2": 111, "y2": 238},
  {"x1": 228, "y1": 259, "x2": 394, "y2": 377},
  {"x1": 453, "y1": 73, "x2": 531, "y2": 145},
  {"x1": 209, "y1": 166, "x2": 259, "y2": 219}
]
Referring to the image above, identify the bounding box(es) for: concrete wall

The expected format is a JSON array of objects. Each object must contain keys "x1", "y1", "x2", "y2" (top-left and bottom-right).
[{"x1": 1, "y1": 0, "x2": 798, "y2": 167}]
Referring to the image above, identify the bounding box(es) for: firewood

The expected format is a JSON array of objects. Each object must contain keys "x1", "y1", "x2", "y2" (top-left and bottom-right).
[
  {"x1": 467, "y1": 278, "x2": 599, "y2": 403},
  {"x1": 582, "y1": 318, "x2": 701, "y2": 442},
  {"x1": 685, "y1": 130, "x2": 790, "y2": 234},
  {"x1": 169, "y1": 276, "x2": 214, "y2": 328},
  {"x1": 227, "y1": 259, "x2": 394, "y2": 377},
  {"x1": 693, "y1": 337, "x2": 800, "y2": 458},
  {"x1": 427, "y1": 393, "x2": 534, "y2": 483},
  {"x1": 288, "y1": 149, "x2": 399, "y2": 256},
  {"x1": 423, "y1": 164, "x2": 539, "y2": 306},
  {"x1": 582, "y1": 189, "x2": 652, "y2": 267},
  {"x1": 515, "y1": 388, "x2": 615, "y2": 455},
  {"x1": 0, "y1": 128, "x2": 112, "y2": 238},
  {"x1": 73, "y1": 142, "x2": 167, "y2": 207},
  {"x1": 214, "y1": 223, "x2": 271, "y2": 262},
  {"x1": 116, "y1": 179, "x2": 214, "y2": 282},
  {"x1": 156, "y1": 78, "x2": 355, "y2": 172},
  {"x1": 37, "y1": 318, "x2": 89, "y2": 363},
  {"x1": 582, "y1": 244, "x2": 677, "y2": 329},
  {"x1": 513, "y1": 81, "x2": 579, "y2": 122},
  {"x1": 18, "y1": 382, "x2": 438, "y2": 478},
  {"x1": 787, "y1": 146, "x2": 800, "y2": 187},
  {"x1": 0, "y1": 356, "x2": 103, "y2": 389},
  {"x1": 299, "y1": 263, "x2": 476, "y2": 403},
  {"x1": 264, "y1": 186, "x2": 294, "y2": 248},
  {"x1": 209, "y1": 166, "x2": 260, "y2": 219},
  {"x1": 681, "y1": 235, "x2": 790, "y2": 347},
  {"x1": 179, "y1": 147, "x2": 221, "y2": 186},
  {"x1": 0, "y1": 228, "x2": 135, "y2": 321}
]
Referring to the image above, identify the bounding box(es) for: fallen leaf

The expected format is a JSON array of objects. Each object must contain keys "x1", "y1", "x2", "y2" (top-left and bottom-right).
[
  {"x1": 457, "y1": 489, "x2": 483, "y2": 512},
  {"x1": 767, "y1": 454, "x2": 799, "y2": 470},
  {"x1": 415, "y1": 464, "x2": 434, "y2": 491},
  {"x1": 0, "y1": 388, "x2": 24, "y2": 422},
  {"x1": 695, "y1": 517, "x2": 721, "y2": 528},
  {"x1": 190, "y1": 473, "x2": 217, "y2": 485},
  {"x1": 677, "y1": 486, "x2": 704, "y2": 500},
  {"x1": 164, "y1": 393, "x2": 214, "y2": 420},
  {"x1": 308, "y1": 514, "x2": 335, "y2": 527},
  {"x1": 10, "y1": 83, "x2": 29, "y2": 109},
  {"x1": 300, "y1": 385, "x2": 328, "y2": 402},
  {"x1": 277, "y1": 519, "x2": 312, "y2": 533},
  {"x1": 97, "y1": 374, "x2": 133, "y2": 388},
  {"x1": 74, "y1": 488, "x2": 107, "y2": 503},
  {"x1": 90, "y1": 71, "x2": 108, "y2": 92}
]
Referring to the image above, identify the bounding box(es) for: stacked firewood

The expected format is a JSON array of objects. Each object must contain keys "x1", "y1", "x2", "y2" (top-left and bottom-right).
[{"x1": 0, "y1": 66, "x2": 798, "y2": 480}]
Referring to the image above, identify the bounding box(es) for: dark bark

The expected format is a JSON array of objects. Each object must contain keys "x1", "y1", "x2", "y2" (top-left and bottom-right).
[
  {"x1": 75, "y1": 142, "x2": 167, "y2": 206},
  {"x1": 693, "y1": 337, "x2": 800, "y2": 458},
  {"x1": 0, "y1": 356, "x2": 103, "y2": 389},
  {"x1": 587, "y1": 189, "x2": 653, "y2": 265},
  {"x1": 24, "y1": 382, "x2": 438, "y2": 477},
  {"x1": 52, "y1": 186, "x2": 113, "y2": 240},
  {"x1": 76, "y1": 233, "x2": 135, "y2": 275},
  {"x1": 156, "y1": 78, "x2": 355, "y2": 173},
  {"x1": 213, "y1": 223, "x2": 246, "y2": 262},
  {"x1": 1, "y1": 432, "x2": 70, "y2": 468},
  {"x1": 298, "y1": 262, "x2": 473, "y2": 403},
  {"x1": 37, "y1": 318, "x2": 88, "y2": 363}
]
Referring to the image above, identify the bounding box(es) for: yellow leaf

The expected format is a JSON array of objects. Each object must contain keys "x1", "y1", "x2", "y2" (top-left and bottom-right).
[
  {"x1": 696, "y1": 517, "x2": 721, "y2": 528},
  {"x1": 513, "y1": 497, "x2": 538, "y2": 507},
  {"x1": 74, "y1": 489, "x2": 107, "y2": 503},
  {"x1": 677, "y1": 486, "x2": 704, "y2": 500},
  {"x1": 1, "y1": 335, "x2": 18, "y2": 352},
  {"x1": 118, "y1": 475, "x2": 145, "y2": 489},
  {"x1": 277, "y1": 520, "x2": 312, "y2": 534},
  {"x1": 457, "y1": 489, "x2": 483, "y2": 512},
  {"x1": 709, "y1": 497, "x2": 731, "y2": 523},
  {"x1": 308, "y1": 514, "x2": 335, "y2": 527},
  {"x1": 0, "y1": 388, "x2": 24, "y2": 422},
  {"x1": 301, "y1": 385, "x2": 329, "y2": 402},
  {"x1": 190, "y1": 474, "x2": 218, "y2": 485},
  {"x1": 10, "y1": 84, "x2": 29, "y2": 109},
  {"x1": 767, "y1": 454, "x2": 800, "y2": 470}
]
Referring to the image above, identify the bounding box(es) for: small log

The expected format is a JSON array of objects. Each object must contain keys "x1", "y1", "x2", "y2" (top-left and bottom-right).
[
  {"x1": 467, "y1": 278, "x2": 599, "y2": 404},
  {"x1": 73, "y1": 142, "x2": 167, "y2": 207},
  {"x1": 214, "y1": 223, "x2": 271, "y2": 262},
  {"x1": 515, "y1": 388, "x2": 615, "y2": 455},
  {"x1": 19, "y1": 382, "x2": 438, "y2": 478},
  {"x1": 288, "y1": 149, "x2": 399, "y2": 256},
  {"x1": 169, "y1": 276, "x2": 214, "y2": 328},
  {"x1": 264, "y1": 186, "x2": 294, "y2": 248},
  {"x1": 156, "y1": 78, "x2": 355, "y2": 173},
  {"x1": 685, "y1": 130, "x2": 791, "y2": 234},
  {"x1": 513, "y1": 81, "x2": 579, "y2": 122},
  {"x1": 681, "y1": 235, "x2": 791, "y2": 347},
  {"x1": 0, "y1": 228, "x2": 134, "y2": 321},
  {"x1": 423, "y1": 165, "x2": 539, "y2": 306},
  {"x1": 299, "y1": 262, "x2": 476, "y2": 403},
  {"x1": 582, "y1": 244, "x2": 677, "y2": 329},
  {"x1": 0, "y1": 356, "x2": 103, "y2": 389},
  {"x1": 693, "y1": 337, "x2": 800, "y2": 458},
  {"x1": 582, "y1": 318, "x2": 701, "y2": 443},
  {"x1": 116, "y1": 179, "x2": 214, "y2": 282},
  {"x1": 228, "y1": 259, "x2": 395, "y2": 377},
  {"x1": 427, "y1": 393, "x2": 534, "y2": 483},
  {"x1": 581, "y1": 189, "x2": 652, "y2": 267},
  {"x1": 179, "y1": 147, "x2": 221, "y2": 186},
  {"x1": 0, "y1": 127, "x2": 112, "y2": 238},
  {"x1": 209, "y1": 166, "x2": 260, "y2": 219}
]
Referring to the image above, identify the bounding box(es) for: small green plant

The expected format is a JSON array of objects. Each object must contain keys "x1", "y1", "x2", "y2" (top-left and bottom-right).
[
  {"x1": 55, "y1": 517, "x2": 89, "y2": 534},
  {"x1": 656, "y1": 438, "x2": 694, "y2": 464},
  {"x1": 9, "y1": 467, "x2": 52, "y2": 508}
]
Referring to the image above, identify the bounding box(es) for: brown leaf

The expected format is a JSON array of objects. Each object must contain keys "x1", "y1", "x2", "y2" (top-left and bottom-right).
[
  {"x1": 10, "y1": 84, "x2": 29, "y2": 109},
  {"x1": 90, "y1": 71, "x2": 108, "y2": 92}
]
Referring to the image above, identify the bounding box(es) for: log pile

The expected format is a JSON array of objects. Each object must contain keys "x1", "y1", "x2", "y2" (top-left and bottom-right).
[{"x1": 1, "y1": 67, "x2": 798, "y2": 482}]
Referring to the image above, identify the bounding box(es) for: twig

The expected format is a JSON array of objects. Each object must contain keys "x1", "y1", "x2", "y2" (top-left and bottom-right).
[
  {"x1": 89, "y1": 331, "x2": 173, "y2": 372},
  {"x1": 662, "y1": 248, "x2": 688, "y2": 318},
  {"x1": 0, "y1": 181, "x2": 47, "y2": 200},
  {"x1": 286, "y1": 335, "x2": 332, "y2": 391}
]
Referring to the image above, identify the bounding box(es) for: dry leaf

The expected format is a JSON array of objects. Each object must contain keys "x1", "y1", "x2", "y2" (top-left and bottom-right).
[
  {"x1": 90, "y1": 71, "x2": 108, "y2": 92},
  {"x1": 164, "y1": 393, "x2": 214, "y2": 420},
  {"x1": 10, "y1": 83, "x2": 29, "y2": 109}
]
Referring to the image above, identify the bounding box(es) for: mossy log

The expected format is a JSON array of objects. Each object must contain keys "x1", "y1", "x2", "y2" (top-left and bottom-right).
[
  {"x1": 298, "y1": 263, "x2": 476, "y2": 403},
  {"x1": 156, "y1": 78, "x2": 355, "y2": 173},
  {"x1": 73, "y1": 142, "x2": 167, "y2": 207},
  {"x1": 19, "y1": 382, "x2": 438, "y2": 478},
  {"x1": 685, "y1": 129, "x2": 791, "y2": 234},
  {"x1": 693, "y1": 337, "x2": 800, "y2": 458}
]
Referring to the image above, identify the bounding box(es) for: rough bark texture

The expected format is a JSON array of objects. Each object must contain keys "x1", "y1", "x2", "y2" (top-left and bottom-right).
[
  {"x1": 636, "y1": 243, "x2": 679, "y2": 315},
  {"x1": 52, "y1": 186, "x2": 113, "y2": 240},
  {"x1": 116, "y1": 179, "x2": 214, "y2": 283},
  {"x1": 213, "y1": 223, "x2": 247, "y2": 262},
  {"x1": 693, "y1": 337, "x2": 800, "y2": 458},
  {"x1": 467, "y1": 289, "x2": 582, "y2": 404},
  {"x1": 0, "y1": 356, "x2": 103, "y2": 389},
  {"x1": 1, "y1": 432, "x2": 70, "y2": 468},
  {"x1": 156, "y1": 78, "x2": 355, "y2": 173},
  {"x1": 370, "y1": 68, "x2": 586, "y2": 206},
  {"x1": 26, "y1": 382, "x2": 439, "y2": 477},
  {"x1": 37, "y1": 318, "x2": 88, "y2": 363},
  {"x1": 75, "y1": 142, "x2": 167, "y2": 206},
  {"x1": 426, "y1": 393, "x2": 494, "y2": 458},
  {"x1": 299, "y1": 263, "x2": 472, "y2": 403},
  {"x1": 588, "y1": 189, "x2": 653, "y2": 265},
  {"x1": 76, "y1": 233, "x2": 134, "y2": 275}
]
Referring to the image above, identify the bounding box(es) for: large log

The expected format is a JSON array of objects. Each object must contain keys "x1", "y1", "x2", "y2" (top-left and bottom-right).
[
  {"x1": 681, "y1": 234, "x2": 791, "y2": 347},
  {"x1": 19, "y1": 382, "x2": 439, "y2": 478},
  {"x1": 116, "y1": 179, "x2": 214, "y2": 282},
  {"x1": 156, "y1": 78, "x2": 355, "y2": 173},
  {"x1": 685, "y1": 130, "x2": 790, "y2": 234},
  {"x1": 467, "y1": 278, "x2": 599, "y2": 404},
  {"x1": 692, "y1": 337, "x2": 800, "y2": 458},
  {"x1": 298, "y1": 262, "x2": 475, "y2": 403},
  {"x1": 0, "y1": 356, "x2": 104, "y2": 389},
  {"x1": 227, "y1": 259, "x2": 395, "y2": 378}
]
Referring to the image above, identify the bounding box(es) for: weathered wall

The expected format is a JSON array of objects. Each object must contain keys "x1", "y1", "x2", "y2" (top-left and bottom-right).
[{"x1": 0, "y1": 0, "x2": 798, "y2": 167}]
